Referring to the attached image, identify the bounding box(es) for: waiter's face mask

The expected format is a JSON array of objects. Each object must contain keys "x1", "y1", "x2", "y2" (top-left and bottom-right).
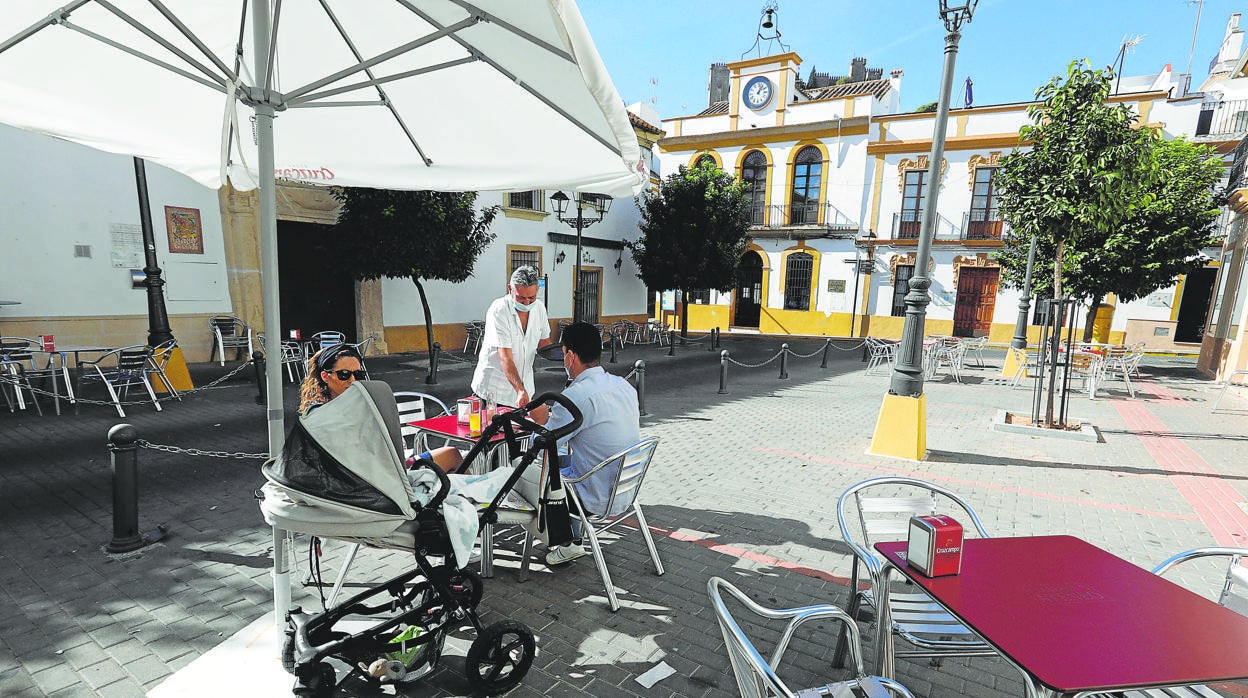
[{"x1": 511, "y1": 284, "x2": 539, "y2": 312}]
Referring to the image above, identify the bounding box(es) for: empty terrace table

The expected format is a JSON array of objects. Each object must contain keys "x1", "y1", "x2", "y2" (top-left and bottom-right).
[{"x1": 874, "y1": 535, "x2": 1248, "y2": 697}]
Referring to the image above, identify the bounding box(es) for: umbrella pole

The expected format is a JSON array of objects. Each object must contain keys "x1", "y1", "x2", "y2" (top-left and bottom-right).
[{"x1": 251, "y1": 0, "x2": 291, "y2": 637}]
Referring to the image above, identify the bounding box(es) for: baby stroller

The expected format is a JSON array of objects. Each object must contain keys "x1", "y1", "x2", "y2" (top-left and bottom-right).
[{"x1": 260, "y1": 380, "x2": 582, "y2": 697}]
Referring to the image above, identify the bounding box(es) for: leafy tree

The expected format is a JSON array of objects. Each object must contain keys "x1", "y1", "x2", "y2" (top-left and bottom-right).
[
  {"x1": 994, "y1": 59, "x2": 1188, "y2": 338},
  {"x1": 332, "y1": 188, "x2": 499, "y2": 366},
  {"x1": 914, "y1": 101, "x2": 938, "y2": 113},
  {"x1": 628, "y1": 162, "x2": 750, "y2": 338}
]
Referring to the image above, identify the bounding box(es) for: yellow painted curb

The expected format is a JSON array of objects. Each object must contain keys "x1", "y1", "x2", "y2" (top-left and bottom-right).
[
  {"x1": 155, "y1": 347, "x2": 195, "y2": 393},
  {"x1": 868, "y1": 392, "x2": 926, "y2": 461}
]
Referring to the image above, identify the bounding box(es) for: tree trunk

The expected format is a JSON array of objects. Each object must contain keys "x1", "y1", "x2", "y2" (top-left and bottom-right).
[
  {"x1": 412, "y1": 277, "x2": 436, "y2": 368},
  {"x1": 1082, "y1": 295, "x2": 1102, "y2": 343},
  {"x1": 1053, "y1": 238, "x2": 1064, "y2": 300},
  {"x1": 679, "y1": 288, "x2": 689, "y2": 342}
]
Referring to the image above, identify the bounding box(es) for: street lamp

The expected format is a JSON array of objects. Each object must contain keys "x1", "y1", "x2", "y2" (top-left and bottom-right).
[
  {"x1": 550, "y1": 191, "x2": 612, "y2": 323},
  {"x1": 870, "y1": 0, "x2": 978, "y2": 460}
]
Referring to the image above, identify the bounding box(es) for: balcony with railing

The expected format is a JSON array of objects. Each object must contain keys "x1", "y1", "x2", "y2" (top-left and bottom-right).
[
  {"x1": 1195, "y1": 99, "x2": 1248, "y2": 139},
  {"x1": 888, "y1": 211, "x2": 1009, "y2": 243},
  {"x1": 746, "y1": 201, "x2": 859, "y2": 237}
]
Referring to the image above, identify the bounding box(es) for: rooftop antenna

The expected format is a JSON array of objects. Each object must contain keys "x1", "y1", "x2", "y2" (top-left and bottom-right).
[
  {"x1": 1186, "y1": 0, "x2": 1205, "y2": 77},
  {"x1": 740, "y1": 1, "x2": 789, "y2": 60},
  {"x1": 1112, "y1": 34, "x2": 1145, "y2": 94}
]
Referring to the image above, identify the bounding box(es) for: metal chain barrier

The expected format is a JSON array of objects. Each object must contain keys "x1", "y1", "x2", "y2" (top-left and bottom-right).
[
  {"x1": 8, "y1": 359, "x2": 258, "y2": 408},
  {"x1": 788, "y1": 343, "x2": 828, "y2": 359},
  {"x1": 725, "y1": 350, "x2": 785, "y2": 369},
  {"x1": 136, "y1": 438, "x2": 269, "y2": 460},
  {"x1": 828, "y1": 339, "x2": 869, "y2": 351}
]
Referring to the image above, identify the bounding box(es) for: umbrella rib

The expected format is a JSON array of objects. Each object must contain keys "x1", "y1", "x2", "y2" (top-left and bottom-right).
[
  {"x1": 290, "y1": 56, "x2": 476, "y2": 105},
  {"x1": 289, "y1": 100, "x2": 386, "y2": 108},
  {"x1": 59, "y1": 21, "x2": 225, "y2": 94},
  {"x1": 144, "y1": 0, "x2": 240, "y2": 84},
  {"x1": 283, "y1": 15, "x2": 479, "y2": 103},
  {"x1": 262, "y1": 0, "x2": 281, "y2": 98},
  {"x1": 311, "y1": 0, "x2": 431, "y2": 165},
  {"x1": 95, "y1": 0, "x2": 227, "y2": 88},
  {"x1": 443, "y1": 0, "x2": 573, "y2": 62},
  {"x1": 0, "y1": 0, "x2": 94, "y2": 56},
  {"x1": 393, "y1": 0, "x2": 621, "y2": 156}
]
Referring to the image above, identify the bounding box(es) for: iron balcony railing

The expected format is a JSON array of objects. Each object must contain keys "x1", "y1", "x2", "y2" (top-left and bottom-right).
[
  {"x1": 1195, "y1": 98, "x2": 1248, "y2": 138},
  {"x1": 887, "y1": 211, "x2": 1010, "y2": 241},
  {"x1": 745, "y1": 202, "x2": 859, "y2": 231}
]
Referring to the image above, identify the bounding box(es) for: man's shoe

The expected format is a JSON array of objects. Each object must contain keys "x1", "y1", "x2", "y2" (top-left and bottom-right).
[{"x1": 545, "y1": 543, "x2": 588, "y2": 566}]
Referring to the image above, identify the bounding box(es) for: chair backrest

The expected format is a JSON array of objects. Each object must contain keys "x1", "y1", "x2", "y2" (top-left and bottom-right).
[
  {"x1": 575, "y1": 436, "x2": 660, "y2": 519},
  {"x1": 1154, "y1": 547, "x2": 1248, "y2": 617},
  {"x1": 0, "y1": 337, "x2": 39, "y2": 366},
  {"x1": 210, "y1": 316, "x2": 244, "y2": 337},
  {"x1": 838, "y1": 477, "x2": 990, "y2": 566},
  {"x1": 116, "y1": 346, "x2": 153, "y2": 373},
  {"x1": 393, "y1": 391, "x2": 451, "y2": 449},
  {"x1": 707, "y1": 577, "x2": 910, "y2": 698},
  {"x1": 1070, "y1": 352, "x2": 1098, "y2": 372},
  {"x1": 311, "y1": 331, "x2": 345, "y2": 350}
]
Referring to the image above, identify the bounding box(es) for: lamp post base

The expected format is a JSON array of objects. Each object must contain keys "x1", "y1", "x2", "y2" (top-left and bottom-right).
[
  {"x1": 868, "y1": 393, "x2": 927, "y2": 461},
  {"x1": 154, "y1": 346, "x2": 195, "y2": 393}
]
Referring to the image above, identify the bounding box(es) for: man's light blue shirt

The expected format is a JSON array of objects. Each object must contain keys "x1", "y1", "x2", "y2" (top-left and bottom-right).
[{"x1": 546, "y1": 366, "x2": 640, "y2": 517}]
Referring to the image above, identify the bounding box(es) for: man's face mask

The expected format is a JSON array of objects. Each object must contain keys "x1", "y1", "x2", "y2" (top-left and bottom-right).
[{"x1": 511, "y1": 285, "x2": 539, "y2": 312}]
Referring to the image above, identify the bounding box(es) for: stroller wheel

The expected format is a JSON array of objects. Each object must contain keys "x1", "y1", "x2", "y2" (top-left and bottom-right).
[
  {"x1": 449, "y1": 567, "x2": 483, "y2": 610},
  {"x1": 281, "y1": 627, "x2": 296, "y2": 674},
  {"x1": 293, "y1": 661, "x2": 336, "y2": 697},
  {"x1": 465, "y1": 620, "x2": 535, "y2": 696}
]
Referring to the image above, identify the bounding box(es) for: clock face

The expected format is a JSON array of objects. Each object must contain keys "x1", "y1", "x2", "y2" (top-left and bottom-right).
[{"x1": 744, "y1": 76, "x2": 772, "y2": 110}]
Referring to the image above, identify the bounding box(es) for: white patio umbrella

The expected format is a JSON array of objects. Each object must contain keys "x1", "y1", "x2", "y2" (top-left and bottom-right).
[{"x1": 0, "y1": 0, "x2": 645, "y2": 628}]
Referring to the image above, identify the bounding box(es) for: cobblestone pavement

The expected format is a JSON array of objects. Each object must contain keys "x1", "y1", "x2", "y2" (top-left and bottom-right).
[{"x1": 1, "y1": 334, "x2": 1245, "y2": 697}]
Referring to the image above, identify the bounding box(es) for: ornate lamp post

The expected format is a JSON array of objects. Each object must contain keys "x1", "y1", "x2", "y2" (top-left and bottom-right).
[
  {"x1": 870, "y1": 0, "x2": 979, "y2": 459},
  {"x1": 550, "y1": 191, "x2": 613, "y2": 323}
]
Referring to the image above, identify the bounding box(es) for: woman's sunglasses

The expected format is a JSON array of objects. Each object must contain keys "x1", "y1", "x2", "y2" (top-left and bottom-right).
[{"x1": 327, "y1": 369, "x2": 367, "y2": 381}]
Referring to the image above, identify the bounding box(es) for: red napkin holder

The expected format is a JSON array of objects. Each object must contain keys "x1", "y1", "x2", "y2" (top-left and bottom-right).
[{"x1": 906, "y1": 515, "x2": 963, "y2": 577}]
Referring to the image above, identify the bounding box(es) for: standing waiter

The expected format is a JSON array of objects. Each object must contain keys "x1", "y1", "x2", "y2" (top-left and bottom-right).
[{"x1": 472, "y1": 265, "x2": 553, "y2": 409}]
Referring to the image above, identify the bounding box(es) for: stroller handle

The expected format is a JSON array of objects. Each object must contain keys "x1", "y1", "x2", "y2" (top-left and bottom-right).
[{"x1": 525, "y1": 391, "x2": 583, "y2": 442}]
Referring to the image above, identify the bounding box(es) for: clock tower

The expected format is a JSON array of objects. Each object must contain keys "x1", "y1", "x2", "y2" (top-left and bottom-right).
[{"x1": 726, "y1": 52, "x2": 802, "y2": 130}]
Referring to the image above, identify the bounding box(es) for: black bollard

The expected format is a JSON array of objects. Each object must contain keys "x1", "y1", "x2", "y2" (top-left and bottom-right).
[
  {"x1": 713, "y1": 327, "x2": 721, "y2": 349},
  {"x1": 634, "y1": 360, "x2": 647, "y2": 416},
  {"x1": 608, "y1": 329, "x2": 618, "y2": 364},
  {"x1": 425, "y1": 342, "x2": 440, "y2": 385},
  {"x1": 667, "y1": 331, "x2": 676, "y2": 357},
  {"x1": 820, "y1": 338, "x2": 831, "y2": 368},
  {"x1": 252, "y1": 350, "x2": 266, "y2": 405},
  {"x1": 718, "y1": 350, "x2": 729, "y2": 394},
  {"x1": 779, "y1": 343, "x2": 790, "y2": 379},
  {"x1": 107, "y1": 424, "x2": 143, "y2": 553}
]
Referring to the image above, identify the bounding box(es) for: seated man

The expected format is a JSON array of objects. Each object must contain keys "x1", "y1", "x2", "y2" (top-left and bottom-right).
[{"x1": 534, "y1": 321, "x2": 641, "y2": 565}]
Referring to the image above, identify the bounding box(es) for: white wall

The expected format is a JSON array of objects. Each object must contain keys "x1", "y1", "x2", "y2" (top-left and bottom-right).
[{"x1": 0, "y1": 124, "x2": 231, "y2": 319}]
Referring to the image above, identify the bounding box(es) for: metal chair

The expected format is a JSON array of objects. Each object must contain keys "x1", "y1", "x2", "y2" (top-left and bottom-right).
[
  {"x1": 280, "y1": 341, "x2": 306, "y2": 383},
  {"x1": 146, "y1": 338, "x2": 183, "y2": 401},
  {"x1": 209, "y1": 315, "x2": 253, "y2": 366},
  {"x1": 1008, "y1": 347, "x2": 1041, "y2": 388},
  {"x1": 1212, "y1": 369, "x2": 1248, "y2": 413},
  {"x1": 834, "y1": 476, "x2": 996, "y2": 677},
  {"x1": 76, "y1": 345, "x2": 162, "y2": 417},
  {"x1": 1082, "y1": 547, "x2": 1248, "y2": 698},
  {"x1": 959, "y1": 335, "x2": 989, "y2": 368},
  {"x1": 708, "y1": 577, "x2": 917, "y2": 698},
  {"x1": 393, "y1": 390, "x2": 451, "y2": 460},
  {"x1": 1100, "y1": 345, "x2": 1138, "y2": 398},
  {"x1": 925, "y1": 337, "x2": 965, "y2": 382},
  {"x1": 1066, "y1": 351, "x2": 1102, "y2": 399},
  {"x1": 462, "y1": 322, "x2": 485, "y2": 354},
  {"x1": 865, "y1": 337, "x2": 897, "y2": 376},
  {"x1": 563, "y1": 436, "x2": 664, "y2": 612},
  {"x1": 0, "y1": 359, "x2": 42, "y2": 415},
  {"x1": 1, "y1": 336, "x2": 63, "y2": 410}
]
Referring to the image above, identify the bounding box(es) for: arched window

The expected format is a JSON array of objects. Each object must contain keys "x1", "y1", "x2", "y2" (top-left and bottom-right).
[
  {"x1": 695, "y1": 154, "x2": 717, "y2": 169},
  {"x1": 784, "y1": 251, "x2": 814, "y2": 310},
  {"x1": 741, "y1": 150, "x2": 768, "y2": 226},
  {"x1": 790, "y1": 146, "x2": 822, "y2": 225}
]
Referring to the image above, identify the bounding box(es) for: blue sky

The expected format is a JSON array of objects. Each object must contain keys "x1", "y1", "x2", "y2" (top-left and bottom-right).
[{"x1": 579, "y1": 0, "x2": 1240, "y2": 118}]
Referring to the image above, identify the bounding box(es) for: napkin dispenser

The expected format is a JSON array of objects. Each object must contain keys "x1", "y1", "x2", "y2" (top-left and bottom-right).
[{"x1": 906, "y1": 515, "x2": 963, "y2": 577}]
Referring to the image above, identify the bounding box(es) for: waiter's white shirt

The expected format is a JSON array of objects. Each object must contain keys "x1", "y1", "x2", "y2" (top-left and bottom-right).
[{"x1": 471, "y1": 295, "x2": 549, "y2": 406}]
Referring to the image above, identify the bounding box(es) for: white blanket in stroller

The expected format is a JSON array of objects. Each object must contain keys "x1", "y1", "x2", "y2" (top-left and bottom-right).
[{"x1": 408, "y1": 466, "x2": 517, "y2": 569}]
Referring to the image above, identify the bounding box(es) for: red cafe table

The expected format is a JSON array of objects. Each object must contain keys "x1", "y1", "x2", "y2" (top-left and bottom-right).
[{"x1": 874, "y1": 535, "x2": 1248, "y2": 697}]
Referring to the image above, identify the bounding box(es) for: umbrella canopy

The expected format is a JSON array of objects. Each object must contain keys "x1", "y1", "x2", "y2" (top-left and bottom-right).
[{"x1": 0, "y1": 1, "x2": 646, "y2": 196}]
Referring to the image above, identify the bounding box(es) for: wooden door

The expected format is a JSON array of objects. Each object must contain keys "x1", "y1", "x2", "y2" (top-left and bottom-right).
[{"x1": 953, "y1": 267, "x2": 999, "y2": 337}]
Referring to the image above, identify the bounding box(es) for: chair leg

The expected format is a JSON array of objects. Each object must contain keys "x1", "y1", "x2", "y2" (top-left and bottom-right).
[
  {"x1": 632, "y1": 503, "x2": 664, "y2": 575},
  {"x1": 1213, "y1": 381, "x2": 1233, "y2": 413},
  {"x1": 582, "y1": 519, "x2": 619, "y2": 612},
  {"x1": 142, "y1": 375, "x2": 162, "y2": 412},
  {"x1": 831, "y1": 590, "x2": 863, "y2": 668},
  {"x1": 98, "y1": 368, "x2": 125, "y2": 418},
  {"x1": 327, "y1": 543, "x2": 361, "y2": 607}
]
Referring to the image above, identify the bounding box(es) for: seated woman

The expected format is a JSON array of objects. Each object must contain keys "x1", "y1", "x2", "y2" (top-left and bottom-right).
[{"x1": 300, "y1": 344, "x2": 463, "y2": 473}]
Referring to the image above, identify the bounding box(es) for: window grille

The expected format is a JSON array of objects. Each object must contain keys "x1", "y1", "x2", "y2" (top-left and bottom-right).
[
  {"x1": 695, "y1": 154, "x2": 717, "y2": 169},
  {"x1": 892, "y1": 265, "x2": 914, "y2": 317},
  {"x1": 784, "y1": 252, "x2": 813, "y2": 310},
  {"x1": 509, "y1": 249, "x2": 540, "y2": 278},
  {"x1": 687, "y1": 289, "x2": 711, "y2": 304},
  {"x1": 506, "y1": 190, "x2": 544, "y2": 211}
]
